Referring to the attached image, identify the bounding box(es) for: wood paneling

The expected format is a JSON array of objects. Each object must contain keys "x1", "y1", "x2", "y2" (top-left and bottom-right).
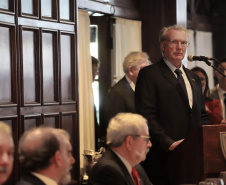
[{"x1": 0, "y1": 0, "x2": 79, "y2": 184}]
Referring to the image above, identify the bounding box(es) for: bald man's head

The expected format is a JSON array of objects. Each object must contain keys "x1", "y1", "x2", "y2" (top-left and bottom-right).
[{"x1": 18, "y1": 127, "x2": 60, "y2": 172}]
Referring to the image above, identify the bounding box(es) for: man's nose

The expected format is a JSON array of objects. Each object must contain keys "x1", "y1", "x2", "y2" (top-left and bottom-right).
[
  {"x1": 70, "y1": 154, "x2": 75, "y2": 164},
  {"x1": 147, "y1": 140, "x2": 152, "y2": 148},
  {"x1": 0, "y1": 152, "x2": 10, "y2": 165}
]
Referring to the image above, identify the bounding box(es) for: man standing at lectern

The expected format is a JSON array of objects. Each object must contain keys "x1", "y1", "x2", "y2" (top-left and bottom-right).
[{"x1": 135, "y1": 25, "x2": 209, "y2": 185}]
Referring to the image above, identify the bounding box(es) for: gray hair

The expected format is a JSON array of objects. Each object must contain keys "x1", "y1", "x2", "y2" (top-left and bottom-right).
[
  {"x1": 0, "y1": 121, "x2": 12, "y2": 136},
  {"x1": 159, "y1": 25, "x2": 189, "y2": 43},
  {"x1": 123, "y1": 52, "x2": 150, "y2": 73},
  {"x1": 107, "y1": 113, "x2": 147, "y2": 147}
]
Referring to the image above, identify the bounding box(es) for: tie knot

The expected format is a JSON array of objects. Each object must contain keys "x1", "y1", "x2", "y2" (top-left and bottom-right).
[{"x1": 175, "y1": 69, "x2": 182, "y2": 75}]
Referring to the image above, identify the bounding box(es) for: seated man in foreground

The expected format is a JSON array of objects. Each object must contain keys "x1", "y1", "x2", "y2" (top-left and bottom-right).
[
  {"x1": 16, "y1": 127, "x2": 75, "y2": 185},
  {"x1": 0, "y1": 122, "x2": 14, "y2": 185},
  {"x1": 88, "y1": 113, "x2": 153, "y2": 185}
]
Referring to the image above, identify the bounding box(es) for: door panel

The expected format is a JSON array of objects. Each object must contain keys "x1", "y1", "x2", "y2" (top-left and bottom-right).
[{"x1": 0, "y1": 0, "x2": 79, "y2": 184}]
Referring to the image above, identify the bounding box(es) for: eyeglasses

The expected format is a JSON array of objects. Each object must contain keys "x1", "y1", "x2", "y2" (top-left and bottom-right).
[
  {"x1": 132, "y1": 135, "x2": 151, "y2": 144},
  {"x1": 165, "y1": 39, "x2": 190, "y2": 47}
]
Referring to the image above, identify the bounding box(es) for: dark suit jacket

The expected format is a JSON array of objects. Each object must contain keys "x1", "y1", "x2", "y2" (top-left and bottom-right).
[
  {"x1": 88, "y1": 148, "x2": 153, "y2": 185},
  {"x1": 16, "y1": 173, "x2": 46, "y2": 185},
  {"x1": 135, "y1": 59, "x2": 209, "y2": 181},
  {"x1": 106, "y1": 76, "x2": 135, "y2": 124}
]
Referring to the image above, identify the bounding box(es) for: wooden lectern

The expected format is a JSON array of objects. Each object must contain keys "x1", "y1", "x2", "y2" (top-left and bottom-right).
[{"x1": 168, "y1": 125, "x2": 226, "y2": 185}]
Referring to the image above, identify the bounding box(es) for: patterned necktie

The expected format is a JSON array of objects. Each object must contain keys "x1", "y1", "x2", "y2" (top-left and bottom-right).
[
  {"x1": 132, "y1": 167, "x2": 140, "y2": 185},
  {"x1": 175, "y1": 69, "x2": 188, "y2": 100}
]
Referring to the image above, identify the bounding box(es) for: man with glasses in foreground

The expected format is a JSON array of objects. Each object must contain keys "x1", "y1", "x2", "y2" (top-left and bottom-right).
[
  {"x1": 135, "y1": 25, "x2": 209, "y2": 185},
  {"x1": 88, "y1": 113, "x2": 153, "y2": 185}
]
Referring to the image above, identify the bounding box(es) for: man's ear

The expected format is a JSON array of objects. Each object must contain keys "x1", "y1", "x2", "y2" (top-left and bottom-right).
[
  {"x1": 52, "y1": 150, "x2": 62, "y2": 167},
  {"x1": 128, "y1": 66, "x2": 134, "y2": 76},
  {"x1": 161, "y1": 42, "x2": 165, "y2": 52},
  {"x1": 125, "y1": 135, "x2": 134, "y2": 151}
]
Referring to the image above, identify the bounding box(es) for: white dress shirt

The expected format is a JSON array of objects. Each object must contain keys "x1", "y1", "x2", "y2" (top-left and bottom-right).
[{"x1": 163, "y1": 58, "x2": 193, "y2": 108}]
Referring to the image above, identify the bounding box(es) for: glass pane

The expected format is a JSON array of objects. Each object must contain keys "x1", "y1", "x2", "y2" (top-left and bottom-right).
[
  {"x1": 60, "y1": 0, "x2": 70, "y2": 20},
  {"x1": 41, "y1": 0, "x2": 52, "y2": 17},
  {"x1": 21, "y1": 0, "x2": 33, "y2": 14},
  {"x1": 0, "y1": 0, "x2": 9, "y2": 9},
  {"x1": 42, "y1": 32, "x2": 55, "y2": 102},
  {"x1": 22, "y1": 30, "x2": 36, "y2": 103},
  {"x1": 0, "y1": 27, "x2": 12, "y2": 103},
  {"x1": 61, "y1": 35, "x2": 72, "y2": 101}
]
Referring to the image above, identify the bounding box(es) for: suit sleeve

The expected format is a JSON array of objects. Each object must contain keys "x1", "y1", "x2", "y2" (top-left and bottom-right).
[{"x1": 135, "y1": 68, "x2": 174, "y2": 151}]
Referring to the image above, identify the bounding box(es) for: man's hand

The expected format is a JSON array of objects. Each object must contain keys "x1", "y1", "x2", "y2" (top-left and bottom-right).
[
  {"x1": 221, "y1": 119, "x2": 226, "y2": 124},
  {"x1": 168, "y1": 139, "x2": 184, "y2": 151}
]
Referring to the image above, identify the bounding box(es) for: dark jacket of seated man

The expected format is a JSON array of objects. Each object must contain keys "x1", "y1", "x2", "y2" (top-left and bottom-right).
[{"x1": 88, "y1": 113, "x2": 153, "y2": 185}]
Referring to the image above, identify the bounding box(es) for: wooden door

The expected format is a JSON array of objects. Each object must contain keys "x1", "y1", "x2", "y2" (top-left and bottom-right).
[{"x1": 0, "y1": 0, "x2": 80, "y2": 184}]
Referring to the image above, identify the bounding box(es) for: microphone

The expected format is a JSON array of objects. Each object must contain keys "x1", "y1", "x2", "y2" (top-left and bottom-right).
[{"x1": 187, "y1": 55, "x2": 213, "y2": 62}]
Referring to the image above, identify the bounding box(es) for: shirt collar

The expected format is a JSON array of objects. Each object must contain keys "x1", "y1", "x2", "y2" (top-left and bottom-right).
[
  {"x1": 31, "y1": 172, "x2": 58, "y2": 185},
  {"x1": 163, "y1": 57, "x2": 185, "y2": 75},
  {"x1": 125, "y1": 75, "x2": 135, "y2": 92},
  {"x1": 111, "y1": 149, "x2": 133, "y2": 174}
]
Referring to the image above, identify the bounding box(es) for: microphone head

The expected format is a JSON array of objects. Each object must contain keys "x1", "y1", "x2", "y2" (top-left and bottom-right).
[{"x1": 187, "y1": 55, "x2": 193, "y2": 62}]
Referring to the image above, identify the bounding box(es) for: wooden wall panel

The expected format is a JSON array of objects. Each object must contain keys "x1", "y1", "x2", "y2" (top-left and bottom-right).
[
  {"x1": 0, "y1": 0, "x2": 79, "y2": 184},
  {"x1": 60, "y1": 0, "x2": 70, "y2": 20},
  {"x1": 43, "y1": 113, "x2": 60, "y2": 128},
  {"x1": 0, "y1": 24, "x2": 17, "y2": 107},
  {"x1": 41, "y1": 0, "x2": 52, "y2": 18},
  {"x1": 60, "y1": 33, "x2": 76, "y2": 103},
  {"x1": 0, "y1": 26, "x2": 12, "y2": 103},
  {"x1": 21, "y1": 0, "x2": 34, "y2": 14},
  {"x1": 21, "y1": 28, "x2": 40, "y2": 105},
  {"x1": 0, "y1": 1, "x2": 9, "y2": 10},
  {"x1": 22, "y1": 115, "x2": 42, "y2": 132},
  {"x1": 42, "y1": 31, "x2": 58, "y2": 104}
]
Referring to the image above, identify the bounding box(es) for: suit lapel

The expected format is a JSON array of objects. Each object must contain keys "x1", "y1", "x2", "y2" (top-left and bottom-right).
[{"x1": 108, "y1": 149, "x2": 135, "y2": 185}]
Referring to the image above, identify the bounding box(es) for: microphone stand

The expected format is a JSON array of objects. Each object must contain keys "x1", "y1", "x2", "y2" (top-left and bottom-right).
[{"x1": 203, "y1": 59, "x2": 226, "y2": 78}]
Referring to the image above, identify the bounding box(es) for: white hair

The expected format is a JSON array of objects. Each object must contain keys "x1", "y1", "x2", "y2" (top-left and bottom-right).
[{"x1": 107, "y1": 113, "x2": 147, "y2": 147}]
